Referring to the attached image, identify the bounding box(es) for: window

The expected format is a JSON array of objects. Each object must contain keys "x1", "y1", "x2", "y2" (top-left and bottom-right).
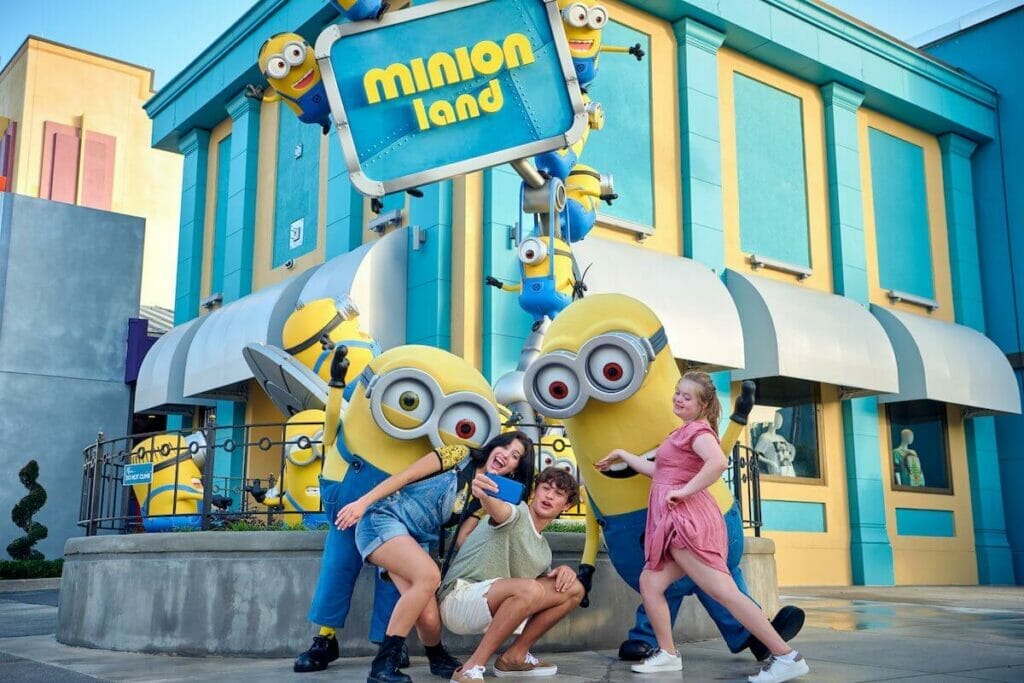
[
  {"x1": 39, "y1": 122, "x2": 116, "y2": 209},
  {"x1": 886, "y1": 401, "x2": 951, "y2": 493},
  {"x1": 747, "y1": 378, "x2": 822, "y2": 482}
]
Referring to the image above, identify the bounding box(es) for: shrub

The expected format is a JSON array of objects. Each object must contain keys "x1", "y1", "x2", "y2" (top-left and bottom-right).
[
  {"x1": 0, "y1": 559, "x2": 63, "y2": 579},
  {"x1": 7, "y1": 460, "x2": 48, "y2": 561}
]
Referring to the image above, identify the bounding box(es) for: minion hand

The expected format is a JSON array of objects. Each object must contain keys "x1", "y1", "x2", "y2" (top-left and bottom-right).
[
  {"x1": 730, "y1": 380, "x2": 756, "y2": 425},
  {"x1": 485, "y1": 276, "x2": 504, "y2": 289},
  {"x1": 244, "y1": 84, "x2": 265, "y2": 101},
  {"x1": 628, "y1": 43, "x2": 645, "y2": 61},
  {"x1": 328, "y1": 345, "x2": 350, "y2": 389},
  {"x1": 576, "y1": 563, "x2": 595, "y2": 607}
]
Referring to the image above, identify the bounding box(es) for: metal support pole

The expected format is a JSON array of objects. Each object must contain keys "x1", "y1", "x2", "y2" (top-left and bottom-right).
[
  {"x1": 510, "y1": 158, "x2": 545, "y2": 189},
  {"x1": 200, "y1": 416, "x2": 216, "y2": 531},
  {"x1": 87, "y1": 431, "x2": 104, "y2": 536}
]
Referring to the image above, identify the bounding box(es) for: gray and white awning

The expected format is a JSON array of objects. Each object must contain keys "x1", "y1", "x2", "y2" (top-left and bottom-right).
[
  {"x1": 871, "y1": 305, "x2": 1021, "y2": 415},
  {"x1": 725, "y1": 270, "x2": 898, "y2": 396},
  {"x1": 134, "y1": 314, "x2": 216, "y2": 413},
  {"x1": 572, "y1": 237, "x2": 744, "y2": 370}
]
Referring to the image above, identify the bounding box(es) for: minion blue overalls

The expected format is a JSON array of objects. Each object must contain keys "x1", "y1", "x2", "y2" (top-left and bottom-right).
[{"x1": 307, "y1": 420, "x2": 399, "y2": 642}]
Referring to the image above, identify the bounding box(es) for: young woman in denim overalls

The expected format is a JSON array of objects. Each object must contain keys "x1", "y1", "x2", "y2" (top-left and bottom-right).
[{"x1": 335, "y1": 431, "x2": 534, "y2": 683}]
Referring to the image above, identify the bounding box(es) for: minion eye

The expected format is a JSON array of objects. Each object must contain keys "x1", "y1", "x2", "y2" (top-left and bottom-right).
[
  {"x1": 535, "y1": 364, "x2": 580, "y2": 409},
  {"x1": 266, "y1": 56, "x2": 289, "y2": 79},
  {"x1": 587, "y1": 6, "x2": 608, "y2": 29},
  {"x1": 541, "y1": 452, "x2": 554, "y2": 467},
  {"x1": 381, "y1": 378, "x2": 434, "y2": 426},
  {"x1": 518, "y1": 238, "x2": 548, "y2": 265},
  {"x1": 283, "y1": 41, "x2": 306, "y2": 66},
  {"x1": 439, "y1": 403, "x2": 493, "y2": 447},
  {"x1": 586, "y1": 345, "x2": 635, "y2": 393},
  {"x1": 562, "y1": 2, "x2": 589, "y2": 27}
]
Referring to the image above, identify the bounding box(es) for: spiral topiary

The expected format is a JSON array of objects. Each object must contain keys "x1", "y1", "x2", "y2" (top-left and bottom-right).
[{"x1": 7, "y1": 460, "x2": 48, "y2": 561}]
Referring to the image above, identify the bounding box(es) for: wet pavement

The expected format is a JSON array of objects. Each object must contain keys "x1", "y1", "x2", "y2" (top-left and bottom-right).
[{"x1": 1, "y1": 580, "x2": 1023, "y2": 681}]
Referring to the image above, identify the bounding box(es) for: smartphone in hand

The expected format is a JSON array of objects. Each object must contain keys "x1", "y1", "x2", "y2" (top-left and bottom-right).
[{"x1": 484, "y1": 473, "x2": 525, "y2": 504}]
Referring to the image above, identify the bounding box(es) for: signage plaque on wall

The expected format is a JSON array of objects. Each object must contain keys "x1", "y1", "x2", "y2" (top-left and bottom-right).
[{"x1": 316, "y1": 0, "x2": 586, "y2": 197}]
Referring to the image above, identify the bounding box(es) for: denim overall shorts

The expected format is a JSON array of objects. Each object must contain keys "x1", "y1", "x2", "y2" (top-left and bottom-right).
[{"x1": 355, "y1": 466, "x2": 460, "y2": 561}]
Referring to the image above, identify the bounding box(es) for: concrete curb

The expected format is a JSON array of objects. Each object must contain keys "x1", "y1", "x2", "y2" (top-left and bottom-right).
[{"x1": 0, "y1": 577, "x2": 62, "y2": 592}]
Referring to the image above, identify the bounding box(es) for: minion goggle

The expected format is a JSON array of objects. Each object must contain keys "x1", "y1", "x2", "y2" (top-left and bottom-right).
[
  {"x1": 358, "y1": 366, "x2": 500, "y2": 449},
  {"x1": 263, "y1": 41, "x2": 308, "y2": 80},
  {"x1": 561, "y1": 3, "x2": 608, "y2": 29},
  {"x1": 525, "y1": 327, "x2": 668, "y2": 419},
  {"x1": 284, "y1": 431, "x2": 324, "y2": 467},
  {"x1": 147, "y1": 433, "x2": 207, "y2": 473}
]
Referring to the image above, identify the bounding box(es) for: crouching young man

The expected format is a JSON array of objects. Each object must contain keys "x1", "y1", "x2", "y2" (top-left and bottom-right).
[{"x1": 442, "y1": 467, "x2": 584, "y2": 682}]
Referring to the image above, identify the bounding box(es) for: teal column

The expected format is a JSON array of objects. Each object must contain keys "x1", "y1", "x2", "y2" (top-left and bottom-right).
[
  {"x1": 174, "y1": 128, "x2": 210, "y2": 325},
  {"x1": 481, "y1": 167, "x2": 532, "y2": 382},
  {"x1": 222, "y1": 91, "x2": 260, "y2": 303},
  {"x1": 674, "y1": 18, "x2": 725, "y2": 270},
  {"x1": 940, "y1": 132, "x2": 1014, "y2": 584},
  {"x1": 822, "y1": 82, "x2": 894, "y2": 585},
  {"x1": 325, "y1": 132, "x2": 363, "y2": 259},
  {"x1": 406, "y1": 182, "x2": 453, "y2": 348}
]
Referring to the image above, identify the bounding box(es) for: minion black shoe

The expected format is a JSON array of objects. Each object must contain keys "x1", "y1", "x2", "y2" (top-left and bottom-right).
[
  {"x1": 746, "y1": 606, "x2": 806, "y2": 661},
  {"x1": 293, "y1": 633, "x2": 339, "y2": 672}
]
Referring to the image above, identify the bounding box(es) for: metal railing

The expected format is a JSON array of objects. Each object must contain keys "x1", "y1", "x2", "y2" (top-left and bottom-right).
[{"x1": 79, "y1": 422, "x2": 762, "y2": 535}]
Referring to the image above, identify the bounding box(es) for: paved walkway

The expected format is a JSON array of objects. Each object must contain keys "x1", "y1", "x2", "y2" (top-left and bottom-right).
[{"x1": 1, "y1": 581, "x2": 1023, "y2": 681}]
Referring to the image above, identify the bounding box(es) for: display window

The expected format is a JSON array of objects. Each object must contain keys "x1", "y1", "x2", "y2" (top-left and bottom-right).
[
  {"x1": 746, "y1": 378, "x2": 824, "y2": 483},
  {"x1": 886, "y1": 401, "x2": 952, "y2": 494}
]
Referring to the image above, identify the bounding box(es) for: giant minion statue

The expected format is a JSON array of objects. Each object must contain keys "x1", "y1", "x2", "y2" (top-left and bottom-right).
[
  {"x1": 557, "y1": 0, "x2": 644, "y2": 88},
  {"x1": 282, "y1": 296, "x2": 381, "y2": 398},
  {"x1": 251, "y1": 409, "x2": 327, "y2": 528},
  {"x1": 525, "y1": 294, "x2": 804, "y2": 663},
  {"x1": 294, "y1": 344, "x2": 500, "y2": 673},
  {"x1": 253, "y1": 33, "x2": 332, "y2": 134},
  {"x1": 329, "y1": 0, "x2": 388, "y2": 22},
  {"x1": 562, "y1": 163, "x2": 614, "y2": 243},
  {"x1": 485, "y1": 235, "x2": 581, "y2": 328},
  {"x1": 130, "y1": 433, "x2": 207, "y2": 533}
]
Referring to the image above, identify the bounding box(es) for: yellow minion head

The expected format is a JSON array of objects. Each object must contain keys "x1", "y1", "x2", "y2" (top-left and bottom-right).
[
  {"x1": 131, "y1": 433, "x2": 206, "y2": 518},
  {"x1": 525, "y1": 294, "x2": 681, "y2": 515},
  {"x1": 258, "y1": 33, "x2": 322, "y2": 101},
  {"x1": 557, "y1": 0, "x2": 608, "y2": 59},
  {"x1": 283, "y1": 297, "x2": 380, "y2": 385},
  {"x1": 270, "y1": 409, "x2": 325, "y2": 514},
  {"x1": 565, "y1": 164, "x2": 602, "y2": 213},
  {"x1": 341, "y1": 345, "x2": 501, "y2": 475}
]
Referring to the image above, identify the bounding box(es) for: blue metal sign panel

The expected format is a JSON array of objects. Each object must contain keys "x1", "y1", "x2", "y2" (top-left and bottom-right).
[
  {"x1": 316, "y1": 0, "x2": 585, "y2": 197},
  {"x1": 123, "y1": 462, "x2": 154, "y2": 486}
]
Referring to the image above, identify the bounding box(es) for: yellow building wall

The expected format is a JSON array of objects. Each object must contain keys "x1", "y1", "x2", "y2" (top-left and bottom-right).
[
  {"x1": 749, "y1": 385, "x2": 853, "y2": 586},
  {"x1": 0, "y1": 38, "x2": 182, "y2": 308},
  {"x1": 878, "y1": 406, "x2": 978, "y2": 585}
]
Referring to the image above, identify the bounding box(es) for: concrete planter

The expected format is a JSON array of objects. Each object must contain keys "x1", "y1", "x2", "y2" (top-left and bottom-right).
[{"x1": 57, "y1": 531, "x2": 778, "y2": 656}]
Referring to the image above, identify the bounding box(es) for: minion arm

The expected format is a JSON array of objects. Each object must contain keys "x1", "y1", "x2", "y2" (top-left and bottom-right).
[
  {"x1": 600, "y1": 43, "x2": 645, "y2": 60},
  {"x1": 577, "y1": 502, "x2": 600, "y2": 607},
  {"x1": 720, "y1": 380, "x2": 756, "y2": 455},
  {"x1": 323, "y1": 346, "x2": 350, "y2": 451}
]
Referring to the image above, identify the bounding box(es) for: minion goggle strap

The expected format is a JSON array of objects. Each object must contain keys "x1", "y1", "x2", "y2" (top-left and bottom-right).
[
  {"x1": 284, "y1": 313, "x2": 344, "y2": 355},
  {"x1": 360, "y1": 366, "x2": 500, "y2": 449},
  {"x1": 284, "y1": 430, "x2": 324, "y2": 467},
  {"x1": 525, "y1": 326, "x2": 668, "y2": 419},
  {"x1": 148, "y1": 433, "x2": 207, "y2": 473}
]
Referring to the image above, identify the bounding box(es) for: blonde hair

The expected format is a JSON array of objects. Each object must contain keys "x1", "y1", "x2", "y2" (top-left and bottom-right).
[{"x1": 680, "y1": 370, "x2": 721, "y2": 434}]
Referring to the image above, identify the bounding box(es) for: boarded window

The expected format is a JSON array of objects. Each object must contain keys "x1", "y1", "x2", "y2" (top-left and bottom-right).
[
  {"x1": 80, "y1": 131, "x2": 116, "y2": 210},
  {"x1": 40, "y1": 121, "x2": 81, "y2": 204}
]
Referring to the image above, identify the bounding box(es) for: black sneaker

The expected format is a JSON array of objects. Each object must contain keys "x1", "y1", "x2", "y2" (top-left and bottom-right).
[
  {"x1": 618, "y1": 639, "x2": 656, "y2": 662},
  {"x1": 746, "y1": 606, "x2": 806, "y2": 661},
  {"x1": 293, "y1": 633, "x2": 340, "y2": 672},
  {"x1": 425, "y1": 643, "x2": 462, "y2": 677}
]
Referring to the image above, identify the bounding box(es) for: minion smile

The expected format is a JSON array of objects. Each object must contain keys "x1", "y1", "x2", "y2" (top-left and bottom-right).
[
  {"x1": 600, "y1": 447, "x2": 656, "y2": 479},
  {"x1": 293, "y1": 68, "x2": 315, "y2": 91},
  {"x1": 569, "y1": 39, "x2": 594, "y2": 52}
]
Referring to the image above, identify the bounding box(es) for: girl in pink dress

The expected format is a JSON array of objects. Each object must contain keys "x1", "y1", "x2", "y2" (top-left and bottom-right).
[{"x1": 596, "y1": 371, "x2": 809, "y2": 683}]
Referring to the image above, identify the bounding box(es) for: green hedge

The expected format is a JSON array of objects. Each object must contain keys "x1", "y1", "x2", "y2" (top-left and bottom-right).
[{"x1": 0, "y1": 559, "x2": 63, "y2": 579}]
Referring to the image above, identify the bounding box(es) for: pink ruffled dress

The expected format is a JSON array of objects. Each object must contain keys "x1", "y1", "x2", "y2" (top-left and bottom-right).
[{"x1": 644, "y1": 420, "x2": 729, "y2": 574}]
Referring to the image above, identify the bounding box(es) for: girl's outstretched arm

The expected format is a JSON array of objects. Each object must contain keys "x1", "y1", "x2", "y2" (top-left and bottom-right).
[
  {"x1": 335, "y1": 450, "x2": 443, "y2": 529},
  {"x1": 594, "y1": 447, "x2": 655, "y2": 477}
]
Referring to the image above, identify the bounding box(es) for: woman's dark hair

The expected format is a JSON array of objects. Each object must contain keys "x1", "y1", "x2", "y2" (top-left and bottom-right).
[{"x1": 468, "y1": 430, "x2": 535, "y2": 502}]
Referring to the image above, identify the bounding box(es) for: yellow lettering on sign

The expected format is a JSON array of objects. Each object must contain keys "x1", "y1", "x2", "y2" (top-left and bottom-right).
[
  {"x1": 412, "y1": 79, "x2": 505, "y2": 131},
  {"x1": 364, "y1": 63, "x2": 416, "y2": 104}
]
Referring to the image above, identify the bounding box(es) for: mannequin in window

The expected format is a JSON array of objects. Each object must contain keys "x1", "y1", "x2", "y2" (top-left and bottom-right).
[
  {"x1": 754, "y1": 412, "x2": 797, "y2": 477},
  {"x1": 893, "y1": 428, "x2": 924, "y2": 487}
]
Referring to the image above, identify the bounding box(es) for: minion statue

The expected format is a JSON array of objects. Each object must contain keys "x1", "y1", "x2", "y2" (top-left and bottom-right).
[
  {"x1": 556, "y1": 0, "x2": 644, "y2": 88},
  {"x1": 329, "y1": 0, "x2": 388, "y2": 22},
  {"x1": 525, "y1": 294, "x2": 805, "y2": 662},
  {"x1": 251, "y1": 33, "x2": 332, "y2": 134},
  {"x1": 130, "y1": 433, "x2": 207, "y2": 533},
  {"x1": 485, "y1": 235, "x2": 581, "y2": 328}
]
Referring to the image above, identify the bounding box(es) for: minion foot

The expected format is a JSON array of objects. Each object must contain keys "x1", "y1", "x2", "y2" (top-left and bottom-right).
[
  {"x1": 294, "y1": 633, "x2": 339, "y2": 672},
  {"x1": 375, "y1": 2, "x2": 389, "y2": 20}
]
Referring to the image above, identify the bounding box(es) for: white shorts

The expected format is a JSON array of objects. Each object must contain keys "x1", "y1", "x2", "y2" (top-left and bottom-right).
[{"x1": 440, "y1": 578, "x2": 526, "y2": 636}]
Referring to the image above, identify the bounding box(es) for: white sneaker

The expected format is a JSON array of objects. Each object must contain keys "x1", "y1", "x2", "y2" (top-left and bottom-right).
[
  {"x1": 630, "y1": 648, "x2": 683, "y2": 674},
  {"x1": 748, "y1": 654, "x2": 810, "y2": 682},
  {"x1": 451, "y1": 664, "x2": 486, "y2": 682}
]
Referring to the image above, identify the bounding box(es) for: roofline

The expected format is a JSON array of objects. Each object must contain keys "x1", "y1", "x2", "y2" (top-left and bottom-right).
[
  {"x1": 1, "y1": 35, "x2": 156, "y2": 90},
  {"x1": 919, "y1": 2, "x2": 1024, "y2": 48}
]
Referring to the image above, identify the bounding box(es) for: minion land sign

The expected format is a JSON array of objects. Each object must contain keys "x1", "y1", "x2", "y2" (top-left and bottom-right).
[{"x1": 316, "y1": 0, "x2": 586, "y2": 197}]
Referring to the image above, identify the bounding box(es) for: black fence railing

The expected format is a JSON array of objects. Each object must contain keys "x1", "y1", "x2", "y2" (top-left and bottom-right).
[{"x1": 79, "y1": 422, "x2": 762, "y2": 535}]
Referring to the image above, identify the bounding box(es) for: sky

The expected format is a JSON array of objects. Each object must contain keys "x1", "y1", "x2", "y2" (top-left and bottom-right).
[{"x1": 0, "y1": 0, "x2": 1016, "y2": 92}]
